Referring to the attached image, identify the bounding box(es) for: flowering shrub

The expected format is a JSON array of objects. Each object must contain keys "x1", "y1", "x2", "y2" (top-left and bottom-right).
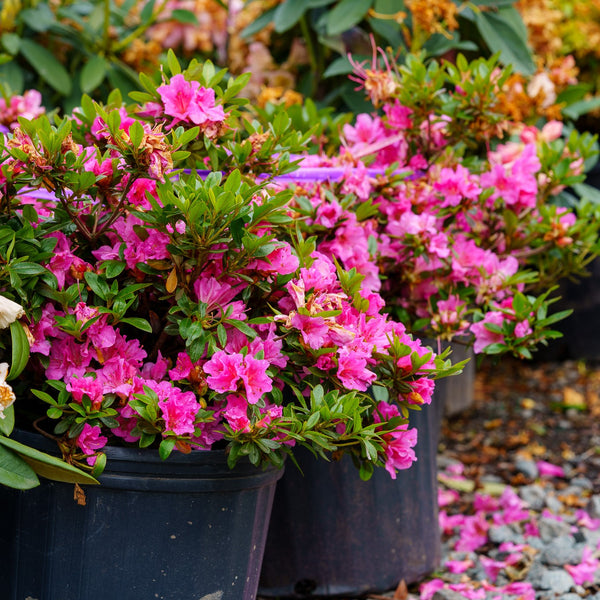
[
  {"x1": 0, "y1": 54, "x2": 457, "y2": 480},
  {"x1": 267, "y1": 53, "x2": 600, "y2": 358}
]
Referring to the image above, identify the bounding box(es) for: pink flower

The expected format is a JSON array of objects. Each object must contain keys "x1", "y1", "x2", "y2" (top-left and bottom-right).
[
  {"x1": 536, "y1": 460, "x2": 565, "y2": 478},
  {"x1": 381, "y1": 424, "x2": 418, "y2": 478},
  {"x1": 238, "y1": 355, "x2": 272, "y2": 404},
  {"x1": 67, "y1": 376, "x2": 104, "y2": 407},
  {"x1": 203, "y1": 351, "x2": 272, "y2": 404},
  {"x1": 419, "y1": 578, "x2": 445, "y2": 600},
  {"x1": 337, "y1": 347, "x2": 376, "y2": 391},
  {"x1": 575, "y1": 509, "x2": 600, "y2": 530},
  {"x1": 291, "y1": 313, "x2": 329, "y2": 349},
  {"x1": 158, "y1": 387, "x2": 199, "y2": 435},
  {"x1": 445, "y1": 558, "x2": 474, "y2": 573},
  {"x1": 157, "y1": 74, "x2": 225, "y2": 127},
  {"x1": 77, "y1": 423, "x2": 108, "y2": 465},
  {"x1": 224, "y1": 394, "x2": 251, "y2": 432},
  {"x1": 204, "y1": 351, "x2": 243, "y2": 394},
  {"x1": 471, "y1": 312, "x2": 506, "y2": 354},
  {"x1": 454, "y1": 512, "x2": 489, "y2": 552},
  {"x1": 565, "y1": 547, "x2": 599, "y2": 585}
]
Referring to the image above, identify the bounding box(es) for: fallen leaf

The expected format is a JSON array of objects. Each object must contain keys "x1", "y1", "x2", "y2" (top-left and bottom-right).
[
  {"x1": 484, "y1": 418, "x2": 503, "y2": 430},
  {"x1": 438, "y1": 473, "x2": 475, "y2": 493},
  {"x1": 393, "y1": 579, "x2": 408, "y2": 600},
  {"x1": 521, "y1": 398, "x2": 536, "y2": 410},
  {"x1": 562, "y1": 387, "x2": 586, "y2": 409}
]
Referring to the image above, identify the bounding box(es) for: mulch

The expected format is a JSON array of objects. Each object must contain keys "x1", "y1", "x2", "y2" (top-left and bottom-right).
[{"x1": 440, "y1": 356, "x2": 600, "y2": 492}]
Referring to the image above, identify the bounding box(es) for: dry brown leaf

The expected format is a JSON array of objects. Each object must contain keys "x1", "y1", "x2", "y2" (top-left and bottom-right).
[
  {"x1": 563, "y1": 386, "x2": 586, "y2": 408},
  {"x1": 393, "y1": 579, "x2": 408, "y2": 600},
  {"x1": 558, "y1": 493, "x2": 588, "y2": 508},
  {"x1": 520, "y1": 398, "x2": 536, "y2": 410},
  {"x1": 166, "y1": 268, "x2": 178, "y2": 293},
  {"x1": 588, "y1": 391, "x2": 600, "y2": 417},
  {"x1": 484, "y1": 418, "x2": 503, "y2": 430},
  {"x1": 74, "y1": 483, "x2": 86, "y2": 506}
]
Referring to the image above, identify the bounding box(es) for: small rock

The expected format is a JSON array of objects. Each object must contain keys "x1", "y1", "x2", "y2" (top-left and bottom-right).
[
  {"x1": 545, "y1": 494, "x2": 564, "y2": 513},
  {"x1": 432, "y1": 590, "x2": 468, "y2": 600},
  {"x1": 488, "y1": 524, "x2": 524, "y2": 545},
  {"x1": 570, "y1": 476, "x2": 593, "y2": 490},
  {"x1": 519, "y1": 484, "x2": 546, "y2": 511},
  {"x1": 515, "y1": 458, "x2": 538, "y2": 479},
  {"x1": 559, "y1": 594, "x2": 585, "y2": 600},
  {"x1": 538, "y1": 517, "x2": 571, "y2": 543},
  {"x1": 540, "y1": 536, "x2": 583, "y2": 566},
  {"x1": 538, "y1": 568, "x2": 574, "y2": 594},
  {"x1": 588, "y1": 495, "x2": 600, "y2": 519}
]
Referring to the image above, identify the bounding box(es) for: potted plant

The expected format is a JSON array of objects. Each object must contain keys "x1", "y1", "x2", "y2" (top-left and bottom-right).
[
  {"x1": 259, "y1": 50, "x2": 600, "y2": 597},
  {"x1": 0, "y1": 52, "x2": 458, "y2": 600}
]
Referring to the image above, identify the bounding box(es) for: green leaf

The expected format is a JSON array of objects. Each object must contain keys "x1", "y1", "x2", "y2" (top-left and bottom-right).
[
  {"x1": 241, "y1": 7, "x2": 277, "y2": 37},
  {"x1": 159, "y1": 438, "x2": 176, "y2": 460},
  {"x1": 273, "y1": 0, "x2": 306, "y2": 32},
  {"x1": 167, "y1": 48, "x2": 181, "y2": 77},
  {"x1": 1, "y1": 33, "x2": 21, "y2": 56},
  {"x1": 7, "y1": 320, "x2": 29, "y2": 381},
  {"x1": 326, "y1": 0, "x2": 373, "y2": 36},
  {"x1": 103, "y1": 260, "x2": 126, "y2": 278},
  {"x1": 119, "y1": 317, "x2": 153, "y2": 333},
  {"x1": 19, "y1": 4, "x2": 56, "y2": 32},
  {"x1": 128, "y1": 119, "x2": 145, "y2": 149},
  {"x1": 0, "y1": 405, "x2": 14, "y2": 436},
  {"x1": 84, "y1": 271, "x2": 109, "y2": 300},
  {"x1": 19, "y1": 39, "x2": 72, "y2": 95},
  {"x1": 140, "y1": 0, "x2": 156, "y2": 23},
  {"x1": 0, "y1": 435, "x2": 98, "y2": 485},
  {"x1": 0, "y1": 444, "x2": 39, "y2": 489},
  {"x1": 80, "y1": 55, "x2": 108, "y2": 94},
  {"x1": 474, "y1": 10, "x2": 535, "y2": 75},
  {"x1": 359, "y1": 460, "x2": 374, "y2": 481},
  {"x1": 171, "y1": 9, "x2": 198, "y2": 24},
  {"x1": 323, "y1": 55, "x2": 356, "y2": 78}
]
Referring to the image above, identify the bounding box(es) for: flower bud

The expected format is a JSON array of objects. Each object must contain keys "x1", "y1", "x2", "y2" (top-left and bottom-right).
[{"x1": 0, "y1": 295, "x2": 24, "y2": 329}]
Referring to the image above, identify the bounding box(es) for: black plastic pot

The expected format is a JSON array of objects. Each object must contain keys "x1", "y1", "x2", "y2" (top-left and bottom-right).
[
  {"x1": 259, "y1": 393, "x2": 443, "y2": 598},
  {"x1": 0, "y1": 431, "x2": 283, "y2": 600}
]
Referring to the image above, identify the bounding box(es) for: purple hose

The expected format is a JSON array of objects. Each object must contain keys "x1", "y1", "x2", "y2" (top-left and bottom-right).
[{"x1": 14, "y1": 167, "x2": 403, "y2": 201}]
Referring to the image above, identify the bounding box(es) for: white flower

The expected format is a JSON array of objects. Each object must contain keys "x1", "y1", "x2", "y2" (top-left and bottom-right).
[
  {"x1": 0, "y1": 295, "x2": 24, "y2": 329},
  {"x1": 527, "y1": 72, "x2": 556, "y2": 109},
  {"x1": 0, "y1": 363, "x2": 15, "y2": 419}
]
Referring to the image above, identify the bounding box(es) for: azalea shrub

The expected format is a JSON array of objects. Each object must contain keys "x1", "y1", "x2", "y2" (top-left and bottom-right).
[
  {"x1": 265, "y1": 53, "x2": 600, "y2": 359},
  {"x1": 0, "y1": 53, "x2": 458, "y2": 480}
]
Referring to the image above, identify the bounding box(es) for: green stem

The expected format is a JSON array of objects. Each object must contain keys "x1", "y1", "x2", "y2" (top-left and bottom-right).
[
  {"x1": 299, "y1": 15, "x2": 319, "y2": 98},
  {"x1": 113, "y1": 0, "x2": 170, "y2": 54},
  {"x1": 103, "y1": 0, "x2": 111, "y2": 55}
]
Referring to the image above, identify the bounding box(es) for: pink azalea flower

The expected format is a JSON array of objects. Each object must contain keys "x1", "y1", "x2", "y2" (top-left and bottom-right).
[
  {"x1": 445, "y1": 558, "x2": 474, "y2": 573},
  {"x1": 67, "y1": 375, "x2": 104, "y2": 407},
  {"x1": 203, "y1": 351, "x2": 243, "y2": 394},
  {"x1": 575, "y1": 509, "x2": 600, "y2": 530},
  {"x1": 238, "y1": 355, "x2": 272, "y2": 404},
  {"x1": 291, "y1": 313, "x2": 329, "y2": 349},
  {"x1": 565, "y1": 546, "x2": 599, "y2": 585},
  {"x1": 536, "y1": 460, "x2": 565, "y2": 478},
  {"x1": 77, "y1": 423, "x2": 108, "y2": 465},
  {"x1": 336, "y1": 347, "x2": 377, "y2": 391},
  {"x1": 223, "y1": 394, "x2": 251, "y2": 432},
  {"x1": 471, "y1": 312, "x2": 506, "y2": 354},
  {"x1": 158, "y1": 387, "x2": 199, "y2": 436},
  {"x1": 454, "y1": 512, "x2": 489, "y2": 552},
  {"x1": 157, "y1": 74, "x2": 225, "y2": 127},
  {"x1": 380, "y1": 424, "x2": 418, "y2": 477}
]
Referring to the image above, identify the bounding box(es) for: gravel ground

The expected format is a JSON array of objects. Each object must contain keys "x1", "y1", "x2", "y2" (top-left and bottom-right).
[{"x1": 368, "y1": 357, "x2": 600, "y2": 600}]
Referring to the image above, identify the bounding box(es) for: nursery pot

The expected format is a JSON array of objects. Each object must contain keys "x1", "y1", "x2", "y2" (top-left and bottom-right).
[
  {"x1": 259, "y1": 391, "x2": 443, "y2": 598},
  {"x1": 0, "y1": 431, "x2": 283, "y2": 600}
]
